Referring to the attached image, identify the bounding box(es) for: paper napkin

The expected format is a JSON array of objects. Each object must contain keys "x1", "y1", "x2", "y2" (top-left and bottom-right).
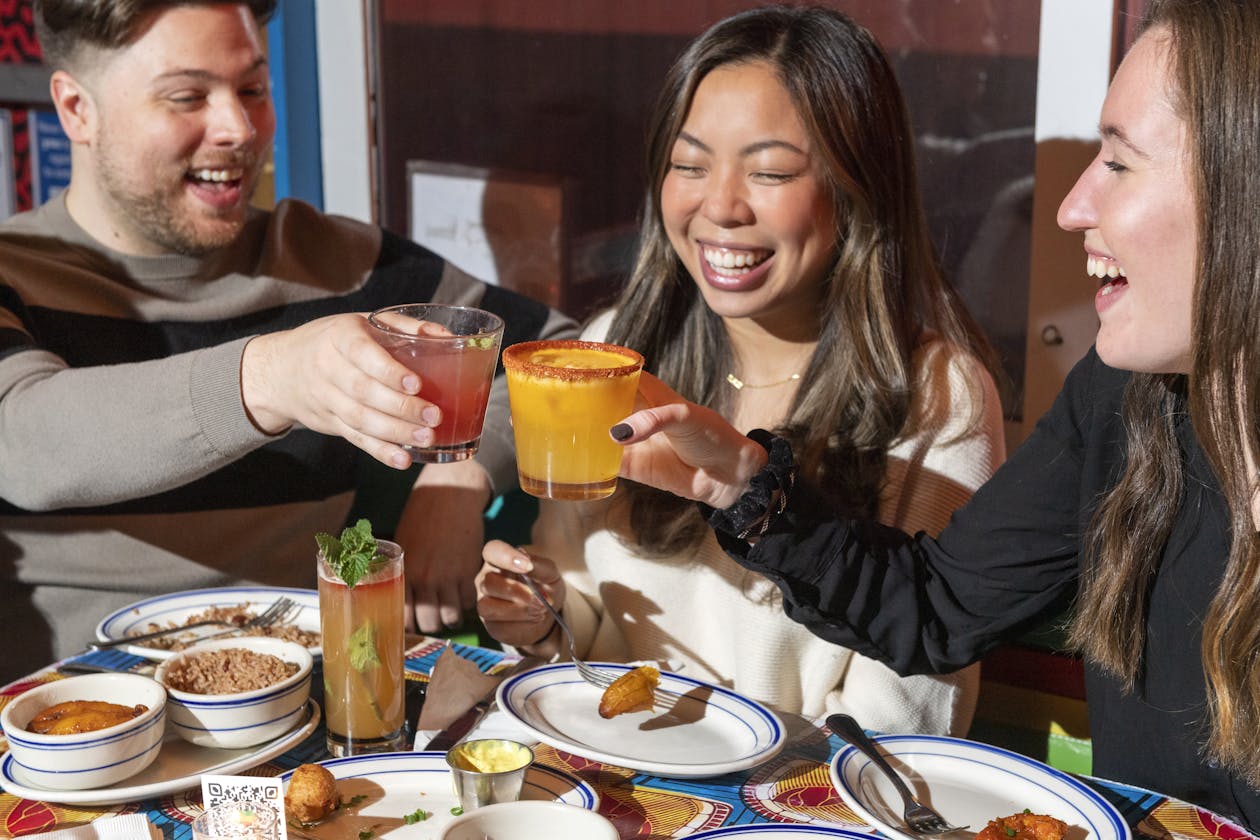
[{"x1": 25, "y1": 813, "x2": 158, "y2": 839}]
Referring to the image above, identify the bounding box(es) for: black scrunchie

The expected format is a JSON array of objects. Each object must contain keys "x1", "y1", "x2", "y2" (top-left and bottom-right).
[{"x1": 700, "y1": 429, "x2": 797, "y2": 540}]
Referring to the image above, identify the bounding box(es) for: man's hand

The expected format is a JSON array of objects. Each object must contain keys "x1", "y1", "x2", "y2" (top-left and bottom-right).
[
  {"x1": 240, "y1": 313, "x2": 440, "y2": 468},
  {"x1": 395, "y1": 458, "x2": 493, "y2": 633},
  {"x1": 613, "y1": 372, "x2": 769, "y2": 509}
]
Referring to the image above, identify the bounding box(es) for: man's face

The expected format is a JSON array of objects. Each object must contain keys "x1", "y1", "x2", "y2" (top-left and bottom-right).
[{"x1": 71, "y1": 4, "x2": 275, "y2": 256}]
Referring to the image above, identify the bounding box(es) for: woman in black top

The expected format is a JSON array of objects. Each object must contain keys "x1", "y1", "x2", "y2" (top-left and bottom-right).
[{"x1": 609, "y1": 0, "x2": 1260, "y2": 828}]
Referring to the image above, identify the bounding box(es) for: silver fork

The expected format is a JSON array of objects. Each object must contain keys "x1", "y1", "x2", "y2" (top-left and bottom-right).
[
  {"x1": 91, "y1": 596, "x2": 300, "y2": 650},
  {"x1": 828, "y1": 713, "x2": 968, "y2": 835},
  {"x1": 516, "y1": 573, "x2": 618, "y2": 689}
]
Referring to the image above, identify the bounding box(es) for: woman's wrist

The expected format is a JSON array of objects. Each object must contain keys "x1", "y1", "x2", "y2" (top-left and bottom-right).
[
  {"x1": 524, "y1": 616, "x2": 559, "y2": 648},
  {"x1": 700, "y1": 429, "x2": 796, "y2": 541}
]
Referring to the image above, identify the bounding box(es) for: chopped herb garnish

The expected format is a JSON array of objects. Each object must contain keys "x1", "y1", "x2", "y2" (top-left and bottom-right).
[
  {"x1": 316, "y1": 519, "x2": 386, "y2": 588},
  {"x1": 341, "y1": 794, "x2": 368, "y2": 810},
  {"x1": 403, "y1": 807, "x2": 431, "y2": 824},
  {"x1": 450, "y1": 806, "x2": 464, "y2": 816},
  {"x1": 358, "y1": 826, "x2": 382, "y2": 840},
  {"x1": 1005, "y1": 828, "x2": 1017, "y2": 837}
]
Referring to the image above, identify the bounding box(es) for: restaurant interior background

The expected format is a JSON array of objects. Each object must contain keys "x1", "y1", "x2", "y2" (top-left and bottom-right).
[{"x1": 0, "y1": 0, "x2": 1147, "y2": 772}]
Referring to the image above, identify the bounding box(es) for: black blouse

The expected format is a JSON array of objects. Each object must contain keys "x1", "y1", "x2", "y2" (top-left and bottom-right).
[{"x1": 713, "y1": 347, "x2": 1258, "y2": 828}]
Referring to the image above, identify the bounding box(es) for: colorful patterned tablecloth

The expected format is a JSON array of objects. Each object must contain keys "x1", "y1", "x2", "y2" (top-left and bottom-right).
[{"x1": 0, "y1": 638, "x2": 1253, "y2": 839}]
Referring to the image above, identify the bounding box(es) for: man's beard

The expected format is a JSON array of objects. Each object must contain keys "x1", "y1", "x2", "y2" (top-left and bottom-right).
[{"x1": 94, "y1": 142, "x2": 259, "y2": 257}]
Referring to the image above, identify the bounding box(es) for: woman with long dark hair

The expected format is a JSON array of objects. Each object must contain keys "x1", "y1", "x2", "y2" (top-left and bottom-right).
[
  {"x1": 475, "y1": 6, "x2": 1004, "y2": 735},
  {"x1": 606, "y1": 0, "x2": 1260, "y2": 826}
]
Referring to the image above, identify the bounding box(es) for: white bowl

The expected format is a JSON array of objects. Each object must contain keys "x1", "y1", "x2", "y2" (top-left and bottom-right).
[
  {"x1": 440, "y1": 800, "x2": 618, "y2": 839},
  {"x1": 154, "y1": 637, "x2": 312, "y2": 749},
  {"x1": 0, "y1": 673, "x2": 167, "y2": 791}
]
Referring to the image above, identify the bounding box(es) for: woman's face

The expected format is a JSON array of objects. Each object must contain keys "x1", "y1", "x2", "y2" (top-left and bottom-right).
[
  {"x1": 660, "y1": 61, "x2": 837, "y2": 336},
  {"x1": 1057, "y1": 28, "x2": 1197, "y2": 374}
]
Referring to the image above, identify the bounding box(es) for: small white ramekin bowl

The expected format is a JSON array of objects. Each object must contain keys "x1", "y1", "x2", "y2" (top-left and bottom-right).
[
  {"x1": 0, "y1": 673, "x2": 167, "y2": 790},
  {"x1": 154, "y1": 637, "x2": 312, "y2": 749},
  {"x1": 440, "y1": 800, "x2": 619, "y2": 839}
]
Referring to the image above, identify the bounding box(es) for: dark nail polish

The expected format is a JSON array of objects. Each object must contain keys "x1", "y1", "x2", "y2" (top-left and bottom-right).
[{"x1": 609, "y1": 423, "x2": 633, "y2": 442}]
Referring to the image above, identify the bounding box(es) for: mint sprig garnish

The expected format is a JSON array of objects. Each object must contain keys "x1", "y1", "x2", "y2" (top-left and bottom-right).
[
  {"x1": 348, "y1": 622, "x2": 382, "y2": 672},
  {"x1": 315, "y1": 519, "x2": 385, "y2": 589}
]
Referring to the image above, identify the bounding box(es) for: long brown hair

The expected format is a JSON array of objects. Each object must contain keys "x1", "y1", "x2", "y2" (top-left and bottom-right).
[
  {"x1": 606, "y1": 5, "x2": 998, "y2": 555},
  {"x1": 1069, "y1": 0, "x2": 1260, "y2": 783}
]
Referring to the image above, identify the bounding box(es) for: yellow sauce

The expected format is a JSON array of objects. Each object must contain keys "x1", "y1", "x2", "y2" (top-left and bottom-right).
[{"x1": 448, "y1": 739, "x2": 532, "y2": 774}]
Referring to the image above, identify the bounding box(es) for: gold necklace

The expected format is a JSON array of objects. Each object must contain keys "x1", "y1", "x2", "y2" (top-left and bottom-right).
[{"x1": 725, "y1": 371, "x2": 802, "y2": 390}]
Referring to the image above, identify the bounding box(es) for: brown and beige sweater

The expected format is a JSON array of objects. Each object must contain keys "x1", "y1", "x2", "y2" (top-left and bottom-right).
[{"x1": 0, "y1": 195, "x2": 573, "y2": 679}]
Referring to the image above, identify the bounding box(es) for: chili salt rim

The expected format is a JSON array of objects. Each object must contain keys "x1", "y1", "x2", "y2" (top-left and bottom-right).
[{"x1": 502, "y1": 339, "x2": 644, "y2": 382}]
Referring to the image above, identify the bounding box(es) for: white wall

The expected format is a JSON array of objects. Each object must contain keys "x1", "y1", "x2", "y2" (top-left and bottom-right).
[
  {"x1": 314, "y1": 1, "x2": 374, "y2": 223},
  {"x1": 1019, "y1": 0, "x2": 1115, "y2": 440}
]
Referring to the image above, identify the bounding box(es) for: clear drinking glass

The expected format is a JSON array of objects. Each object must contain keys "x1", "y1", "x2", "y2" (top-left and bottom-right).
[
  {"x1": 317, "y1": 539, "x2": 405, "y2": 756},
  {"x1": 502, "y1": 339, "x2": 644, "y2": 500},
  {"x1": 368, "y1": 304, "x2": 505, "y2": 463}
]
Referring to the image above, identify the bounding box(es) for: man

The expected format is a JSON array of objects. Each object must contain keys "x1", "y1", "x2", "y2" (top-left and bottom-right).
[{"x1": 0, "y1": 0, "x2": 574, "y2": 679}]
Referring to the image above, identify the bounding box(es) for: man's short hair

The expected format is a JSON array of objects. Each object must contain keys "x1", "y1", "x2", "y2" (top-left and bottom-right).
[{"x1": 35, "y1": 1, "x2": 278, "y2": 70}]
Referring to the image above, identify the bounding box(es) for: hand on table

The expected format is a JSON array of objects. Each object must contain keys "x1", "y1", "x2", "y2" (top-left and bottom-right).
[
  {"x1": 396, "y1": 459, "x2": 493, "y2": 633},
  {"x1": 240, "y1": 313, "x2": 440, "y2": 468},
  {"x1": 475, "y1": 540, "x2": 564, "y2": 655},
  {"x1": 612, "y1": 372, "x2": 770, "y2": 510}
]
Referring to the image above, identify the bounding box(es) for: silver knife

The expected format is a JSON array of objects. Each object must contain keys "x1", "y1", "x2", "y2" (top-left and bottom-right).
[{"x1": 423, "y1": 656, "x2": 540, "y2": 751}]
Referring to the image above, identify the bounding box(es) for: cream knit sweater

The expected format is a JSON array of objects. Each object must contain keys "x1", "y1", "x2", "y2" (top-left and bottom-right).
[{"x1": 526, "y1": 314, "x2": 1006, "y2": 734}]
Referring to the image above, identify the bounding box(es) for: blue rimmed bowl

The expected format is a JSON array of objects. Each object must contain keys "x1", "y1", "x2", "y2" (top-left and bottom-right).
[
  {"x1": 154, "y1": 637, "x2": 312, "y2": 749},
  {"x1": 0, "y1": 673, "x2": 167, "y2": 790}
]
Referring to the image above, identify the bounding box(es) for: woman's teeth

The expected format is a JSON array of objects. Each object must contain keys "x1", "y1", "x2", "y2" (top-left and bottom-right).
[
  {"x1": 1087, "y1": 256, "x2": 1127, "y2": 280},
  {"x1": 703, "y1": 247, "x2": 770, "y2": 274}
]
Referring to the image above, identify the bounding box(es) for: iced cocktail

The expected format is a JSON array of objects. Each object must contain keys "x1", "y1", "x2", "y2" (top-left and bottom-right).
[
  {"x1": 368, "y1": 304, "x2": 504, "y2": 463},
  {"x1": 317, "y1": 532, "x2": 405, "y2": 757},
  {"x1": 503, "y1": 339, "x2": 644, "y2": 501}
]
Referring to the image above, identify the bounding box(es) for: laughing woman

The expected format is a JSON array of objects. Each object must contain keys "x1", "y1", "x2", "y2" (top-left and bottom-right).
[
  {"x1": 474, "y1": 6, "x2": 1005, "y2": 736},
  {"x1": 607, "y1": 0, "x2": 1260, "y2": 826}
]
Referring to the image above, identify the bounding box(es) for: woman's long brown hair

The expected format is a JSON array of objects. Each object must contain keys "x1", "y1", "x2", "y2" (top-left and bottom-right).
[
  {"x1": 605, "y1": 6, "x2": 998, "y2": 555},
  {"x1": 1068, "y1": 0, "x2": 1260, "y2": 784}
]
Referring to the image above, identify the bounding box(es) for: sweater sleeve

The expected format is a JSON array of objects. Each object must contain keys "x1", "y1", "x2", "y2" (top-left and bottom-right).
[
  {"x1": 0, "y1": 338, "x2": 276, "y2": 510},
  {"x1": 714, "y1": 350, "x2": 1105, "y2": 675},
  {"x1": 879, "y1": 342, "x2": 1007, "y2": 536}
]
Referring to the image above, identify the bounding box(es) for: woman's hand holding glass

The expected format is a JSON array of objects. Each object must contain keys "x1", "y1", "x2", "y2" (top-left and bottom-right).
[
  {"x1": 475, "y1": 541, "x2": 566, "y2": 652},
  {"x1": 610, "y1": 372, "x2": 770, "y2": 510}
]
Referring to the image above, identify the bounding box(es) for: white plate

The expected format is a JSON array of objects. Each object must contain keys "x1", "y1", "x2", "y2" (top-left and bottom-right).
[
  {"x1": 95, "y1": 586, "x2": 321, "y2": 660},
  {"x1": 829, "y1": 735, "x2": 1130, "y2": 840},
  {"x1": 690, "y1": 828, "x2": 878, "y2": 839},
  {"x1": 278, "y1": 751, "x2": 599, "y2": 837},
  {"x1": 497, "y1": 662, "x2": 785, "y2": 779},
  {"x1": 0, "y1": 699, "x2": 321, "y2": 806}
]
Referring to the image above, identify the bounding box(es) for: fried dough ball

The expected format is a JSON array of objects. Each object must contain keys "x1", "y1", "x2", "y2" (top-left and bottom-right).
[
  {"x1": 284, "y1": 762, "x2": 339, "y2": 825},
  {"x1": 977, "y1": 812, "x2": 1068, "y2": 840},
  {"x1": 598, "y1": 665, "x2": 660, "y2": 719}
]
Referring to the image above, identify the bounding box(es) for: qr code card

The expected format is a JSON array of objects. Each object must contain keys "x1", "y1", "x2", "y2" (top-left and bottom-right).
[{"x1": 200, "y1": 773, "x2": 288, "y2": 839}]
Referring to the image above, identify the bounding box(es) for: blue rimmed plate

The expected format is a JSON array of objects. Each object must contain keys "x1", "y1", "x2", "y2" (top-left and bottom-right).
[
  {"x1": 94, "y1": 586, "x2": 321, "y2": 660},
  {"x1": 829, "y1": 734, "x2": 1129, "y2": 840},
  {"x1": 0, "y1": 699, "x2": 320, "y2": 806},
  {"x1": 278, "y1": 751, "x2": 598, "y2": 837},
  {"x1": 497, "y1": 662, "x2": 785, "y2": 779},
  {"x1": 688, "y1": 827, "x2": 877, "y2": 838}
]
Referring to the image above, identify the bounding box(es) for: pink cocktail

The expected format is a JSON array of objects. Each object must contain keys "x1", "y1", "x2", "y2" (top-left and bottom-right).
[{"x1": 369, "y1": 304, "x2": 504, "y2": 463}]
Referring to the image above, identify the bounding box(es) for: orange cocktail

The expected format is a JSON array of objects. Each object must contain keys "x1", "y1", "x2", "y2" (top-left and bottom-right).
[
  {"x1": 503, "y1": 340, "x2": 644, "y2": 501},
  {"x1": 317, "y1": 539, "x2": 405, "y2": 756}
]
